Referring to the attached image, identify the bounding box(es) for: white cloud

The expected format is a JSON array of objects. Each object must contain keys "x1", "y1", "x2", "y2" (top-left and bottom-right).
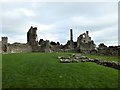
[
  {"x1": 1, "y1": 0, "x2": 119, "y2": 3},
  {"x1": 19, "y1": 8, "x2": 35, "y2": 17},
  {"x1": 38, "y1": 33, "x2": 60, "y2": 42},
  {"x1": 1, "y1": 2, "x2": 118, "y2": 46},
  {"x1": 90, "y1": 26, "x2": 118, "y2": 46},
  {"x1": 71, "y1": 12, "x2": 117, "y2": 27},
  {"x1": 3, "y1": 8, "x2": 35, "y2": 19},
  {"x1": 28, "y1": 22, "x2": 56, "y2": 32}
]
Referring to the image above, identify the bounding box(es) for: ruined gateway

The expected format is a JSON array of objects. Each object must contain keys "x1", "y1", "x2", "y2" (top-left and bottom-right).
[{"x1": 1, "y1": 26, "x2": 119, "y2": 56}]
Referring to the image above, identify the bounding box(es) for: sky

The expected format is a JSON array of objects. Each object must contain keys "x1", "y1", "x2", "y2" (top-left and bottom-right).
[{"x1": 1, "y1": 0, "x2": 119, "y2": 46}]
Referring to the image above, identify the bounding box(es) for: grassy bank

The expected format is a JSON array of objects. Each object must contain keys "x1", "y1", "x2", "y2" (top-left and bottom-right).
[
  {"x1": 85, "y1": 54, "x2": 119, "y2": 62},
  {"x1": 2, "y1": 52, "x2": 119, "y2": 88}
]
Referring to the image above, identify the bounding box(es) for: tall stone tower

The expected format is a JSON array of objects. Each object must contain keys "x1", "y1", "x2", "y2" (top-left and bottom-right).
[
  {"x1": 70, "y1": 29, "x2": 73, "y2": 41},
  {"x1": 70, "y1": 29, "x2": 74, "y2": 50},
  {"x1": 27, "y1": 26, "x2": 39, "y2": 52},
  {"x1": 27, "y1": 26, "x2": 38, "y2": 46},
  {"x1": 2, "y1": 37, "x2": 8, "y2": 52}
]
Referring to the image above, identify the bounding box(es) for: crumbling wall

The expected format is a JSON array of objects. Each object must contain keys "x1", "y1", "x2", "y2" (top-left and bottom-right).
[
  {"x1": 2, "y1": 37, "x2": 8, "y2": 52},
  {"x1": 77, "y1": 31, "x2": 96, "y2": 53},
  {"x1": 27, "y1": 26, "x2": 39, "y2": 52},
  {"x1": 45, "y1": 40, "x2": 50, "y2": 52},
  {"x1": 27, "y1": 26, "x2": 38, "y2": 46},
  {"x1": 8, "y1": 43, "x2": 32, "y2": 53},
  {"x1": 97, "y1": 45, "x2": 119, "y2": 56},
  {"x1": 50, "y1": 44, "x2": 63, "y2": 52}
]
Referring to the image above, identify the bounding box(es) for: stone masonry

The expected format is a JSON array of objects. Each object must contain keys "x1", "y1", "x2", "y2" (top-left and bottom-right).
[
  {"x1": 77, "y1": 31, "x2": 96, "y2": 53},
  {"x1": 1, "y1": 26, "x2": 119, "y2": 56}
]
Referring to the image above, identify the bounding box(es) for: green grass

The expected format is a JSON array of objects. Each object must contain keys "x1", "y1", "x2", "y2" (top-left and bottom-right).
[
  {"x1": 84, "y1": 54, "x2": 120, "y2": 62},
  {"x1": 2, "y1": 52, "x2": 119, "y2": 88},
  {"x1": 0, "y1": 54, "x2": 2, "y2": 89}
]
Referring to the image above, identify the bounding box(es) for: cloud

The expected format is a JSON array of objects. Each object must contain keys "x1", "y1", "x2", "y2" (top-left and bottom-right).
[
  {"x1": 1, "y1": 0, "x2": 119, "y2": 3},
  {"x1": 90, "y1": 26, "x2": 118, "y2": 46},
  {"x1": 18, "y1": 8, "x2": 35, "y2": 17},
  {"x1": 2, "y1": 6, "x2": 35, "y2": 19},
  {"x1": 28, "y1": 22, "x2": 56, "y2": 32},
  {"x1": 1, "y1": 2, "x2": 118, "y2": 46}
]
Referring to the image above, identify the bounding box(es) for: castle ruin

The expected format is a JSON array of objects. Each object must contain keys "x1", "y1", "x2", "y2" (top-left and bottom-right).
[
  {"x1": 70, "y1": 29, "x2": 74, "y2": 50},
  {"x1": 27, "y1": 26, "x2": 38, "y2": 46},
  {"x1": 77, "y1": 31, "x2": 96, "y2": 53},
  {"x1": 1, "y1": 36, "x2": 32, "y2": 53},
  {"x1": 0, "y1": 26, "x2": 119, "y2": 56},
  {"x1": 27, "y1": 26, "x2": 39, "y2": 52},
  {"x1": 2, "y1": 37, "x2": 8, "y2": 53}
]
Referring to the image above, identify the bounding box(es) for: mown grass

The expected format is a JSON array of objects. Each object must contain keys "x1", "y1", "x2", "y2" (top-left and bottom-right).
[
  {"x1": 0, "y1": 54, "x2": 2, "y2": 89},
  {"x1": 84, "y1": 54, "x2": 120, "y2": 62},
  {"x1": 2, "y1": 52, "x2": 119, "y2": 88}
]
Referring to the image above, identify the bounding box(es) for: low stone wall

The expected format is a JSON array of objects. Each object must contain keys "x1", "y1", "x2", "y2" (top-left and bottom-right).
[
  {"x1": 81, "y1": 58, "x2": 120, "y2": 70},
  {"x1": 58, "y1": 54, "x2": 120, "y2": 70},
  {"x1": 8, "y1": 44, "x2": 32, "y2": 53}
]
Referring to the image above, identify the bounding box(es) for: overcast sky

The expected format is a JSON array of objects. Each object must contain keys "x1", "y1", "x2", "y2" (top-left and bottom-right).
[{"x1": 1, "y1": 1, "x2": 118, "y2": 46}]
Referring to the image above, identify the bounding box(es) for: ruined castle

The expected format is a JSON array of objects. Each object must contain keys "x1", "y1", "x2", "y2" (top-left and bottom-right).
[{"x1": 1, "y1": 26, "x2": 119, "y2": 56}]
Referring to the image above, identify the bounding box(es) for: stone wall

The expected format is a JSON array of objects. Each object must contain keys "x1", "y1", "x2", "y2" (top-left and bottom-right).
[
  {"x1": 58, "y1": 54, "x2": 120, "y2": 70},
  {"x1": 8, "y1": 43, "x2": 32, "y2": 53},
  {"x1": 77, "y1": 31, "x2": 96, "y2": 53},
  {"x1": 1, "y1": 27, "x2": 119, "y2": 55},
  {"x1": 97, "y1": 44, "x2": 119, "y2": 56}
]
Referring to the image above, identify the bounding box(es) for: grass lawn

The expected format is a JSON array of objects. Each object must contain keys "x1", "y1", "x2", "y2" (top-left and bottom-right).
[
  {"x1": 2, "y1": 52, "x2": 119, "y2": 88},
  {"x1": 0, "y1": 54, "x2": 2, "y2": 89}
]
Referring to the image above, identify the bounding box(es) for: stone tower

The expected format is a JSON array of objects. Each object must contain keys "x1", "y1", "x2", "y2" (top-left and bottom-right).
[
  {"x1": 27, "y1": 26, "x2": 39, "y2": 52},
  {"x1": 70, "y1": 29, "x2": 73, "y2": 41},
  {"x1": 70, "y1": 29, "x2": 74, "y2": 50},
  {"x1": 27, "y1": 26, "x2": 38, "y2": 46},
  {"x1": 2, "y1": 37, "x2": 8, "y2": 52}
]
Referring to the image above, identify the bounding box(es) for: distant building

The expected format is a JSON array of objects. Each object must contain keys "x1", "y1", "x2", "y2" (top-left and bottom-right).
[
  {"x1": 77, "y1": 31, "x2": 96, "y2": 53},
  {"x1": 1, "y1": 36, "x2": 32, "y2": 53},
  {"x1": 1, "y1": 26, "x2": 119, "y2": 56},
  {"x1": 1, "y1": 27, "x2": 97, "y2": 53},
  {"x1": 97, "y1": 43, "x2": 119, "y2": 56}
]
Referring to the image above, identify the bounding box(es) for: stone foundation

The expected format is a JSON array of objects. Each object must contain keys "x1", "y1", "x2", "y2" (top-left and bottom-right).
[{"x1": 58, "y1": 54, "x2": 120, "y2": 70}]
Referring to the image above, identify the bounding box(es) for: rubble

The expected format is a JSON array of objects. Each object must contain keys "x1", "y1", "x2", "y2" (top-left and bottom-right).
[{"x1": 58, "y1": 54, "x2": 120, "y2": 70}]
